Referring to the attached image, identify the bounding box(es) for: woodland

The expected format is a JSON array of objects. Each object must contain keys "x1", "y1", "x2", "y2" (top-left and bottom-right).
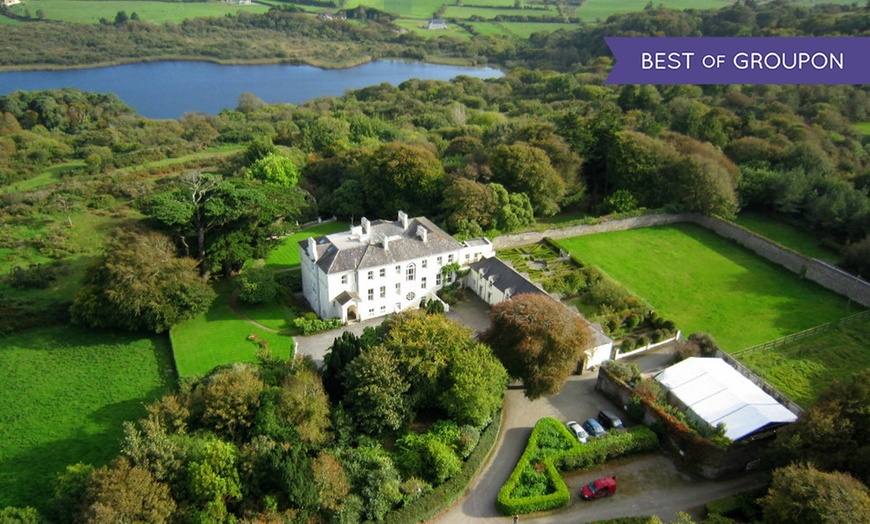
[{"x1": 1, "y1": 1, "x2": 870, "y2": 522}]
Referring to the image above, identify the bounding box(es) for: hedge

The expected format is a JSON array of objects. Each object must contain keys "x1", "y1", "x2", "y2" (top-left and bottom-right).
[
  {"x1": 380, "y1": 410, "x2": 502, "y2": 524},
  {"x1": 497, "y1": 418, "x2": 659, "y2": 516}
]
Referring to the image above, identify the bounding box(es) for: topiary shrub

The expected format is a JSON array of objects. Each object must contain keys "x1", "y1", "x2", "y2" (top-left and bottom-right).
[
  {"x1": 620, "y1": 338, "x2": 636, "y2": 353},
  {"x1": 635, "y1": 335, "x2": 649, "y2": 348},
  {"x1": 650, "y1": 330, "x2": 664, "y2": 344}
]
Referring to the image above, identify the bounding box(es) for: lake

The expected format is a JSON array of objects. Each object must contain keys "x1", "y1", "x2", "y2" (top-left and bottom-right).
[{"x1": 0, "y1": 60, "x2": 503, "y2": 119}]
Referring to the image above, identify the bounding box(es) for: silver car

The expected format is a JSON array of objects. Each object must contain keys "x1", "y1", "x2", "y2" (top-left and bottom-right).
[{"x1": 566, "y1": 420, "x2": 589, "y2": 444}]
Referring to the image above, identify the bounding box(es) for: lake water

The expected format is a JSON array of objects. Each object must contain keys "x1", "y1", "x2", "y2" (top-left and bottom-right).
[{"x1": 0, "y1": 60, "x2": 503, "y2": 119}]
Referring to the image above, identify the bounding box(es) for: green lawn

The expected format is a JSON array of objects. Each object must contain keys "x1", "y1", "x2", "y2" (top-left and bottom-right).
[
  {"x1": 853, "y1": 122, "x2": 870, "y2": 138},
  {"x1": 6, "y1": 0, "x2": 268, "y2": 24},
  {"x1": 0, "y1": 326, "x2": 175, "y2": 511},
  {"x1": 170, "y1": 281, "x2": 294, "y2": 377},
  {"x1": 264, "y1": 221, "x2": 349, "y2": 269},
  {"x1": 738, "y1": 315, "x2": 870, "y2": 407},
  {"x1": 576, "y1": 0, "x2": 728, "y2": 21},
  {"x1": 734, "y1": 212, "x2": 840, "y2": 263},
  {"x1": 556, "y1": 223, "x2": 860, "y2": 352}
]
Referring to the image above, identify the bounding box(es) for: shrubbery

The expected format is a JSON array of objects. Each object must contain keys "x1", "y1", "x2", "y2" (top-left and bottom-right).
[
  {"x1": 292, "y1": 315, "x2": 343, "y2": 334},
  {"x1": 496, "y1": 417, "x2": 658, "y2": 515},
  {"x1": 237, "y1": 262, "x2": 278, "y2": 304}
]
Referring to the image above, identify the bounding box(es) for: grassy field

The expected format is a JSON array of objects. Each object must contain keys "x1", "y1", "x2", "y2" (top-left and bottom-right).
[
  {"x1": 0, "y1": 326, "x2": 175, "y2": 511},
  {"x1": 264, "y1": 220, "x2": 348, "y2": 269},
  {"x1": 576, "y1": 0, "x2": 728, "y2": 21},
  {"x1": 853, "y1": 122, "x2": 870, "y2": 137},
  {"x1": 737, "y1": 314, "x2": 870, "y2": 407},
  {"x1": 6, "y1": 0, "x2": 268, "y2": 24},
  {"x1": 733, "y1": 212, "x2": 839, "y2": 263},
  {"x1": 556, "y1": 223, "x2": 860, "y2": 352},
  {"x1": 170, "y1": 281, "x2": 294, "y2": 377}
]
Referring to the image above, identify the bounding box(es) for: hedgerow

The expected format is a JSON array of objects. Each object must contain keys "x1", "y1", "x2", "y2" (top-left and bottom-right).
[{"x1": 496, "y1": 417, "x2": 658, "y2": 515}]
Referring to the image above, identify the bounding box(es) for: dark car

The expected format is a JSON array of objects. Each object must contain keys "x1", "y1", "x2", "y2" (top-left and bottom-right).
[
  {"x1": 581, "y1": 476, "x2": 617, "y2": 500},
  {"x1": 582, "y1": 418, "x2": 606, "y2": 438},
  {"x1": 597, "y1": 410, "x2": 624, "y2": 430}
]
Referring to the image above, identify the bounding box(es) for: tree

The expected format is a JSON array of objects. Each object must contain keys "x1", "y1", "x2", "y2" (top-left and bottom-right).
[
  {"x1": 842, "y1": 236, "x2": 870, "y2": 278},
  {"x1": 275, "y1": 359, "x2": 331, "y2": 446},
  {"x1": 760, "y1": 464, "x2": 870, "y2": 524},
  {"x1": 322, "y1": 329, "x2": 375, "y2": 402},
  {"x1": 361, "y1": 142, "x2": 447, "y2": 218},
  {"x1": 236, "y1": 261, "x2": 278, "y2": 304},
  {"x1": 311, "y1": 452, "x2": 350, "y2": 512},
  {"x1": 247, "y1": 152, "x2": 299, "y2": 188},
  {"x1": 481, "y1": 293, "x2": 591, "y2": 400},
  {"x1": 79, "y1": 457, "x2": 176, "y2": 524},
  {"x1": 489, "y1": 143, "x2": 565, "y2": 216},
  {"x1": 0, "y1": 506, "x2": 40, "y2": 524},
  {"x1": 440, "y1": 342, "x2": 508, "y2": 426},
  {"x1": 186, "y1": 438, "x2": 243, "y2": 522},
  {"x1": 197, "y1": 365, "x2": 264, "y2": 442},
  {"x1": 70, "y1": 229, "x2": 215, "y2": 333},
  {"x1": 341, "y1": 344, "x2": 410, "y2": 436},
  {"x1": 340, "y1": 445, "x2": 402, "y2": 522}
]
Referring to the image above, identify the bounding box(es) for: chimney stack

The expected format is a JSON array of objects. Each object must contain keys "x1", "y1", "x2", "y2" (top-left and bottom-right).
[
  {"x1": 307, "y1": 237, "x2": 318, "y2": 262},
  {"x1": 416, "y1": 225, "x2": 428, "y2": 244},
  {"x1": 382, "y1": 234, "x2": 390, "y2": 251},
  {"x1": 361, "y1": 217, "x2": 371, "y2": 238},
  {"x1": 398, "y1": 210, "x2": 409, "y2": 230}
]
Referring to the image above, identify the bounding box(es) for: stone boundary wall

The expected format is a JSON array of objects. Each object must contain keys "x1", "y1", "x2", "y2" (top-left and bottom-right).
[
  {"x1": 614, "y1": 331, "x2": 681, "y2": 360},
  {"x1": 494, "y1": 213, "x2": 870, "y2": 308}
]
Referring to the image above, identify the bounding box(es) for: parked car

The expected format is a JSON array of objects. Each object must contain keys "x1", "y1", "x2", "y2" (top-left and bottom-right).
[
  {"x1": 581, "y1": 476, "x2": 617, "y2": 500},
  {"x1": 582, "y1": 418, "x2": 606, "y2": 437},
  {"x1": 597, "y1": 410, "x2": 625, "y2": 430},
  {"x1": 566, "y1": 420, "x2": 589, "y2": 444}
]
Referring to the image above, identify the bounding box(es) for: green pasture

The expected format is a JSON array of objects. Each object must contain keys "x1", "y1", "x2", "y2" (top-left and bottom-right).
[
  {"x1": 0, "y1": 326, "x2": 174, "y2": 511},
  {"x1": 6, "y1": 0, "x2": 268, "y2": 24},
  {"x1": 393, "y1": 18, "x2": 473, "y2": 38},
  {"x1": 737, "y1": 315, "x2": 870, "y2": 407},
  {"x1": 853, "y1": 122, "x2": 870, "y2": 137},
  {"x1": 264, "y1": 220, "x2": 348, "y2": 269},
  {"x1": 576, "y1": 0, "x2": 728, "y2": 21},
  {"x1": 444, "y1": 5, "x2": 558, "y2": 18},
  {"x1": 555, "y1": 223, "x2": 859, "y2": 352},
  {"x1": 492, "y1": 21, "x2": 577, "y2": 37},
  {"x1": 734, "y1": 212, "x2": 839, "y2": 263},
  {"x1": 0, "y1": 14, "x2": 21, "y2": 24},
  {"x1": 170, "y1": 281, "x2": 294, "y2": 377},
  {"x1": 385, "y1": 0, "x2": 444, "y2": 18},
  {"x1": 0, "y1": 161, "x2": 84, "y2": 195}
]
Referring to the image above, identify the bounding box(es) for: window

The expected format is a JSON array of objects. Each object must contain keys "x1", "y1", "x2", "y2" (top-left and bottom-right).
[
  {"x1": 379, "y1": 268, "x2": 386, "y2": 278},
  {"x1": 369, "y1": 308, "x2": 375, "y2": 315},
  {"x1": 406, "y1": 263, "x2": 416, "y2": 281},
  {"x1": 395, "y1": 283, "x2": 401, "y2": 295},
  {"x1": 396, "y1": 265, "x2": 401, "y2": 274},
  {"x1": 341, "y1": 275, "x2": 348, "y2": 284},
  {"x1": 465, "y1": 254, "x2": 470, "y2": 261},
  {"x1": 380, "y1": 305, "x2": 386, "y2": 313},
  {"x1": 448, "y1": 254, "x2": 454, "y2": 263},
  {"x1": 437, "y1": 256, "x2": 443, "y2": 266},
  {"x1": 436, "y1": 273, "x2": 442, "y2": 286},
  {"x1": 367, "y1": 289, "x2": 374, "y2": 300},
  {"x1": 379, "y1": 286, "x2": 386, "y2": 298},
  {"x1": 422, "y1": 259, "x2": 428, "y2": 268},
  {"x1": 421, "y1": 277, "x2": 427, "y2": 289},
  {"x1": 367, "y1": 270, "x2": 373, "y2": 280}
]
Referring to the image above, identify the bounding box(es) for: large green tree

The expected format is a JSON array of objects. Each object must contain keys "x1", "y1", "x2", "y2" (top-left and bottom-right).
[
  {"x1": 760, "y1": 464, "x2": 870, "y2": 524},
  {"x1": 361, "y1": 142, "x2": 447, "y2": 218},
  {"x1": 69, "y1": 229, "x2": 215, "y2": 333},
  {"x1": 341, "y1": 344, "x2": 410, "y2": 437},
  {"x1": 481, "y1": 293, "x2": 590, "y2": 400},
  {"x1": 79, "y1": 457, "x2": 176, "y2": 524},
  {"x1": 489, "y1": 143, "x2": 565, "y2": 216}
]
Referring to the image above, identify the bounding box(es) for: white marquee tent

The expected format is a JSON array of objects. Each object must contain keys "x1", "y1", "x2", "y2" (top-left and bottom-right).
[{"x1": 655, "y1": 357, "x2": 797, "y2": 442}]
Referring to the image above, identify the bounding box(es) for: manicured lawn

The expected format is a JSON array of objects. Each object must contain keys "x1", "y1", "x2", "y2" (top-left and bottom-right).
[
  {"x1": 6, "y1": 0, "x2": 268, "y2": 24},
  {"x1": 0, "y1": 326, "x2": 175, "y2": 511},
  {"x1": 737, "y1": 315, "x2": 870, "y2": 407},
  {"x1": 556, "y1": 223, "x2": 860, "y2": 352},
  {"x1": 264, "y1": 220, "x2": 348, "y2": 269},
  {"x1": 170, "y1": 281, "x2": 294, "y2": 377},
  {"x1": 734, "y1": 212, "x2": 840, "y2": 263}
]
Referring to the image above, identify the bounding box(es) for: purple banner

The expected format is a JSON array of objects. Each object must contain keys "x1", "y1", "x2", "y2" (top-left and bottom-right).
[{"x1": 605, "y1": 37, "x2": 870, "y2": 85}]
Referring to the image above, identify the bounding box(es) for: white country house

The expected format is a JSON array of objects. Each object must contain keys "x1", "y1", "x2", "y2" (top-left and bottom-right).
[{"x1": 300, "y1": 211, "x2": 493, "y2": 322}]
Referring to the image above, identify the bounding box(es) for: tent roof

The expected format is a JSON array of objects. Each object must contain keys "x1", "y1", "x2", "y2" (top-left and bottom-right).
[{"x1": 655, "y1": 358, "x2": 797, "y2": 441}]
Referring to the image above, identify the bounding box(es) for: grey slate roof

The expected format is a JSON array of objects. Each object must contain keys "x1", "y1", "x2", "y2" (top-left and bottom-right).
[
  {"x1": 469, "y1": 256, "x2": 546, "y2": 298},
  {"x1": 300, "y1": 216, "x2": 464, "y2": 274}
]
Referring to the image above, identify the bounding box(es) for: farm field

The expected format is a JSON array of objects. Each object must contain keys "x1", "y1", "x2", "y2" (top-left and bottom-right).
[
  {"x1": 5, "y1": 0, "x2": 267, "y2": 24},
  {"x1": 170, "y1": 280, "x2": 294, "y2": 377},
  {"x1": 0, "y1": 326, "x2": 175, "y2": 511},
  {"x1": 264, "y1": 220, "x2": 349, "y2": 269},
  {"x1": 736, "y1": 314, "x2": 870, "y2": 407},
  {"x1": 733, "y1": 212, "x2": 839, "y2": 263},
  {"x1": 555, "y1": 223, "x2": 860, "y2": 352},
  {"x1": 575, "y1": 0, "x2": 728, "y2": 21}
]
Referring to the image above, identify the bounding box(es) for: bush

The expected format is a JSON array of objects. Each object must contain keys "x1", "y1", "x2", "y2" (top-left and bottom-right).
[
  {"x1": 601, "y1": 360, "x2": 641, "y2": 386},
  {"x1": 688, "y1": 332, "x2": 719, "y2": 357},
  {"x1": 237, "y1": 262, "x2": 278, "y2": 304},
  {"x1": 496, "y1": 418, "x2": 658, "y2": 515},
  {"x1": 635, "y1": 335, "x2": 649, "y2": 348},
  {"x1": 293, "y1": 316, "x2": 343, "y2": 335},
  {"x1": 624, "y1": 313, "x2": 642, "y2": 329},
  {"x1": 275, "y1": 269, "x2": 302, "y2": 292},
  {"x1": 6, "y1": 262, "x2": 68, "y2": 289},
  {"x1": 650, "y1": 330, "x2": 664, "y2": 343},
  {"x1": 620, "y1": 338, "x2": 636, "y2": 353}
]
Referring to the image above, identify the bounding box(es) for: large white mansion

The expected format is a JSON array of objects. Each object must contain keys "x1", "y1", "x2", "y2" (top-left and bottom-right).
[{"x1": 300, "y1": 211, "x2": 493, "y2": 322}]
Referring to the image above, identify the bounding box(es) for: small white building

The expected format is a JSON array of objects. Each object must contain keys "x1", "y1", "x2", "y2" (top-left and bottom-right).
[
  {"x1": 655, "y1": 357, "x2": 797, "y2": 442},
  {"x1": 300, "y1": 211, "x2": 493, "y2": 323},
  {"x1": 466, "y1": 255, "x2": 613, "y2": 371},
  {"x1": 2, "y1": 0, "x2": 21, "y2": 6},
  {"x1": 426, "y1": 18, "x2": 447, "y2": 29}
]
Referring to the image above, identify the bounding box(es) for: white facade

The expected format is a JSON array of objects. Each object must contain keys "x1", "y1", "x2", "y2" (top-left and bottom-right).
[{"x1": 301, "y1": 212, "x2": 493, "y2": 322}]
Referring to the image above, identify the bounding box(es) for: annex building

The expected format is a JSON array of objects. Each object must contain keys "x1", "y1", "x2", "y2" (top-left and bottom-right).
[
  {"x1": 655, "y1": 357, "x2": 798, "y2": 442},
  {"x1": 300, "y1": 211, "x2": 493, "y2": 322}
]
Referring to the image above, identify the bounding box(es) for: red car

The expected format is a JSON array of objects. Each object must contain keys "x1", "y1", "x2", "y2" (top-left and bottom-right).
[{"x1": 581, "y1": 476, "x2": 617, "y2": 500}]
